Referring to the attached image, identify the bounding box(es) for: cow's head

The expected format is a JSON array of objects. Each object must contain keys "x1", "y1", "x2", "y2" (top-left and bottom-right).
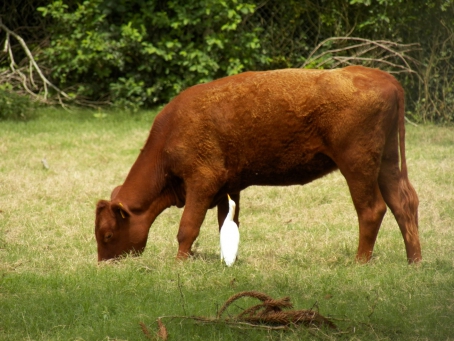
[{"x1": 95, "y1": 200, "x2": 149, "y2": 261}]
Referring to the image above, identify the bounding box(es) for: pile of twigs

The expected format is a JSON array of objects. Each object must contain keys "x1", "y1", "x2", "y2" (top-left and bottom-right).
[
  {"x1": 140, "y1": 291, "x2": 336, "y2": 340},
  {"x1": 217, "y1": 291, "x2": 336, "y2": 329}
]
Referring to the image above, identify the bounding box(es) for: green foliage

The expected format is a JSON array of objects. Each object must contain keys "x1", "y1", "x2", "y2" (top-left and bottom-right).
[
  {"x1": 0, "y1": 90, "x2": 37, "y2": 121},
  {"x1": 38, "y1": 0, "x2": 265, "y2": 108},
  {"x1": 2, "y1": 0, "x2": 454, "y2": 121}
]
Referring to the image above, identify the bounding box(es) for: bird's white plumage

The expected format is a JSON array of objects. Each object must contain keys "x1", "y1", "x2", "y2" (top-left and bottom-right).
[{"x1": 220, "y1": 194, "x2": 240, "y2": 266}]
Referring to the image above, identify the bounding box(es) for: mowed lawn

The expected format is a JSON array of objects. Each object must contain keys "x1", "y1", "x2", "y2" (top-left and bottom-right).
[{"x1": 1, "y1": 109, "x2": 453, "y2": 341}]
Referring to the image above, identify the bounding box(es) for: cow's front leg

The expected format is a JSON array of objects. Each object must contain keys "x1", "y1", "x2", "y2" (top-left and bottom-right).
[{"x1": 176, "y1": 191, "x2": 213, "y2": 259}]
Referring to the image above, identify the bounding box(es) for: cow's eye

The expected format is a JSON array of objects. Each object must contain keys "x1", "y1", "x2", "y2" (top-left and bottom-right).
[{"x1": 104, "y1": 232, "x2": 113, "y2": 243}]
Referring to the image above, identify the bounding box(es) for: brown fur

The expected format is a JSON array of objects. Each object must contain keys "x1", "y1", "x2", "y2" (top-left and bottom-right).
[{"x1": 95, "y1": 66, "x2": 421, "y2": 263}]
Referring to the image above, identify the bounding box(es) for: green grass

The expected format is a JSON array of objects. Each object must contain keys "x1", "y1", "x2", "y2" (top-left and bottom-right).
[{"x1": 1, "y1": 109, "x2": 454, "y2": 340}]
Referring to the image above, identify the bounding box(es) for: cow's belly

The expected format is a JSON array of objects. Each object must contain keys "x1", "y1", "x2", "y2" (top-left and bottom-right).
[{"x1": 237, "y1": 152, "x2": 338, "y2": 188}]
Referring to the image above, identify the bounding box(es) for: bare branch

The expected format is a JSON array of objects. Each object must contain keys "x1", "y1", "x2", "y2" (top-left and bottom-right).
[
  {"x1": 301, "y1": 36, "x2": 421, "y2": 76},
  {"x1": 0, "y1": 19, "x2": 70, "y2": 103},
  {"x1": 331, "y1": 56, "x2": 417, "y2": 72}
]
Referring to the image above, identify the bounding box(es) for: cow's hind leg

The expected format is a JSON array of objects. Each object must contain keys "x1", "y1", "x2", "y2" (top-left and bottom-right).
[
  {"x1": 378, "y1": 153, "x2": 421, "y2": 263},
  {"x1": 337, "y1": 154, "x2": 387, "y2": 262},
  {"x1": 346, "y1": 177, "x2": 387, "y2": 262}
]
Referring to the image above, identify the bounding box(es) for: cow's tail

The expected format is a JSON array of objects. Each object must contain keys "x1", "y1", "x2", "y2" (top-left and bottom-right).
[
  {"x1": 396, "y1": 84, "x2": 421, "y2": 262},
  {"x1": 397, "y1": 86, "x2": 408, "y2": 180}
]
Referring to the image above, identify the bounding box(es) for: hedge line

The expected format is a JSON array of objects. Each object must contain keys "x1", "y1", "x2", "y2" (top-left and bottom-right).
[{"x1": 1, "y1": 0, "x2": 453, "y2": 122}]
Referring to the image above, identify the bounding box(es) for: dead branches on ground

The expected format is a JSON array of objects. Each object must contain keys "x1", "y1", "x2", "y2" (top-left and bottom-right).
[
  {"x1": 139, "y1": 291, "x2": 336, "y2": 340},
  {"x1": 217, "y1": 291, "x2": 336, "y2": 329}
]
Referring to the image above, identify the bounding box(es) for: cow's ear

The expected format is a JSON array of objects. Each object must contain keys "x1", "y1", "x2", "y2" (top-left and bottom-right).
[
  {"x1": 111, "y1": 202, "x2": 131, "y2": 219},
  {"x1": 96, "y1": 200, "x2": 110, "y2": 216}
]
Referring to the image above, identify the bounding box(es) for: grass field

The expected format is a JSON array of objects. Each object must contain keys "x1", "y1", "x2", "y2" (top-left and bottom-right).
[{"x1": 1, "y1": 108, "x2": 454, "y2": 341}]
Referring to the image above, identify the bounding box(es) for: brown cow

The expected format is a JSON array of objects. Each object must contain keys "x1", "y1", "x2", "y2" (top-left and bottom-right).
[{"x1": 95, "y1": 66, "x2": 421, "y2": 264}]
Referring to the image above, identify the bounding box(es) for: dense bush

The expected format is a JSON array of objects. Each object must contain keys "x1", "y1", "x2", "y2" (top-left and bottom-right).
[
  {"x1": 0, "y1": 90, "x2": 37, "y2": 121},
  {"x1": 37, "y1": 0, "x2": 265, "y2": 110}
]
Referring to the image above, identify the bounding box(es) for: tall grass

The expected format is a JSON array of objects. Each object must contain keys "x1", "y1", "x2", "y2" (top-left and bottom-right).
[{"x1": 1, "y1": 109, "x2": 453, "y2": 340}]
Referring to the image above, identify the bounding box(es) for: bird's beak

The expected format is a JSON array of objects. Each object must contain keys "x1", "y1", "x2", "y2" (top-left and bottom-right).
[{"x1": 227, "y1": 194, "x2": 231, "y2": 200}]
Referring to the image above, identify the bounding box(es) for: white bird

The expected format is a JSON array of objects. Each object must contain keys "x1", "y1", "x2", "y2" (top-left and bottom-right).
[{"x1": 220, "y1": 194, "x2": 240, "y2": 266}]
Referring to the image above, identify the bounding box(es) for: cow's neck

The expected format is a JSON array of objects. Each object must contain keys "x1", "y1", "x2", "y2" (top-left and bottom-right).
[{"x1": 117, "y1": 136, "x2": 172, "y2": 217}]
